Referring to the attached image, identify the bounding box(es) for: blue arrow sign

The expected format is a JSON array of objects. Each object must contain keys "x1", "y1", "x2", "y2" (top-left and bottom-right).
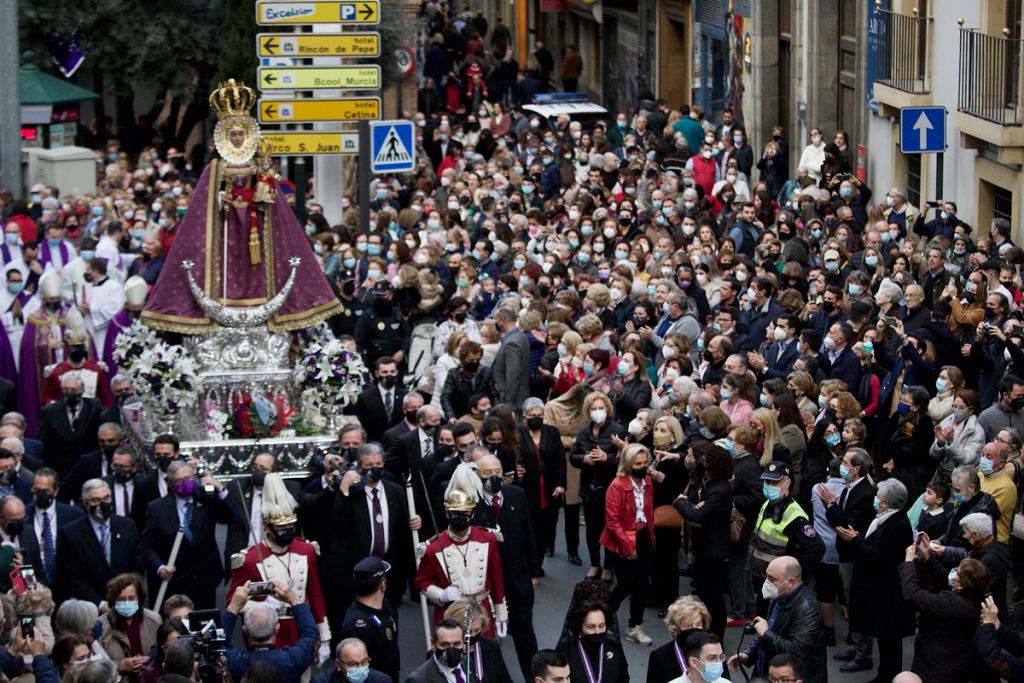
[
  {"x1": 370, "y1": 121, "x2": 415, "y2": 173},
  {"x1": 900, "y1": 106, "x2": 946, "y2": 154}
]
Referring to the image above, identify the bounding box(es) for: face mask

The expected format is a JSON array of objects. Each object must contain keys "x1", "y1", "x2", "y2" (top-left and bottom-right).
[
  {"x1": 172, "y1": 479, "x2": 197, "y2": 498},
  {"x1": 6, "y1": 282, "x2": 23, "y2": 295},
  {"x1": 64, "y1": 393, "x2": 81, "y2": 408},
  {"x1": 953, "y1": 492, "x2": 967, "y2": 505},
  {"x1": 839, "y1": 465, "x2": 854, "y2": 481},
  {"x1": 719, "y1": 389, "x2": 732, "y2": 401},
  {"x1": 886, "y1": 196, "x2": 896, "y2": 207},
  {"x1": 865, "y1": 255, "x2": 879, "y2": 267},
  {"x1": 825, "y1": 433, "x2": 841, "y2": 447},
  {"x1": 935, "y1": 378, "x2": 948, "y2": 393},
  {"x1": 848, "y1": 284, "x2": 861, "y2": 296},
  {"x1": 90, "y1": 501, "x2": 115, "y2": 521},
  {"x1": 114, "y1": 600, "x2": 139, "y2": 618},
  {"x1": 979, "y1": 457, "x2": 995, "y2": 475},
  {"x1": 822, "y1": 336, "x2": 836, "y2": 352},
  {"x1": 697, "y1": 661, "x2": 724, "y2": 683},
  {"x1": 722, "y1": 439, "x2": 735, "y2": 456},
  {"x1": 367, "y1": 244, "x2": 382, "y2": 256},
  {"x1": 872, "y1": 497, "x2": 881, "y2": 513},
  {"x1": 271, "y1": 527, "x2": 295, "y2": 547},
  {"x1": 482, "y1": 474, "x2": 503, "y2": 495},
  {"x1": 581, "y1": 632, "x2": 605, "y2": 648},
  {"x1": 630, "y1": 466, "x2": 648, "y2": 480},
  {"x1": 896, "y1": 401, "x2": 910, "y2": 415},
  {"x1": 344, "y1": 666, "x2": 371, "y2": 683},
  {"x1": 590, "y1": 409, "x2": 607, "y2": 424},
  {"x1": 448, "y1": 512, "x2": 471, "y2": 533},
  {"x1": 952, "y1": 408, "x2": 970, "y2": 424},
  {"x1": 762, "y1": 484, "x2": 782, "y2": 502},
  {"x1": 761, "y1": 578, "x2": 779, "y2": 600}
]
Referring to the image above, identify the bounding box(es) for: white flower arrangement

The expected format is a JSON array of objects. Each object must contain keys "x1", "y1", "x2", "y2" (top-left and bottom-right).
[
  {"x1": 115, "y1": 321, "x2": 199, "y2": 412},
  {"x1": 294, "y1": 323, "x2": 367, "y2": 408}
]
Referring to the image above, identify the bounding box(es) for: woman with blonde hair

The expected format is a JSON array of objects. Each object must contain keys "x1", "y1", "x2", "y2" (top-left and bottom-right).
[
  {"x1": 750, "y1": 407, "x2": 790, "y2": 466},
  {"x1": 787, "y1": 371, "x2": 819, "y2": 416},
  {"x1": 928, "y1": 365, "x2": 964, "y2": 424},
  {"x1": 649, "y1": 415, "x2": 687, "y2": 613},
  {"x1": 571, "y1": 392, "x2": 627, "y2": 582},
  {"x1": 600, "y1": 443, "x2": 655, "y2": 645},
  {"x1": 545, "y1": 383, "x2": 594, "y2": 566},
  {"x1": 553, "y1": 335, "x2": 588, "y2": 396},
  {"x1": 443, "y1": 600, "x2": 512, "y2": 681},
  {"x1": 648, "y1": 596, "x2": 712, "y2": 683}
]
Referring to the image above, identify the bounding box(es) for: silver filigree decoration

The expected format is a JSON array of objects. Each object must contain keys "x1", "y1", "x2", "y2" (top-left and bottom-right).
[
  {"x1": 184, "y1": 327, "x2": 291, "y2": 371},
  {"x1": 180, "y1": 258, "x2": 301, "y2": 327}
]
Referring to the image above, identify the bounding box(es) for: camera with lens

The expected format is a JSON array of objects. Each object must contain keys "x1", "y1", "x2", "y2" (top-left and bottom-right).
[
  {"x1": 184, "y1": 614, "x2": 229, "y2": 683},
  {"x1": 743, "y1": 621, "x2": 758, "y2": 636}
]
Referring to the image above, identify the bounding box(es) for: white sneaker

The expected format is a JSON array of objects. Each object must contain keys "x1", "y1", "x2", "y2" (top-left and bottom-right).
[{"x1": 625, "y1": 625, "x2": 652, "y2": 646}]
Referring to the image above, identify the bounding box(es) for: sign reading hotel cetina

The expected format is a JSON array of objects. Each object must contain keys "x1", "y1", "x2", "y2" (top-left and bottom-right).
[
  {"x1": 255, "y1": 1, "x2": 380, "y2": 25},
  {"x1": 257, "y1": 66, "x2": 382, "y2": 90}
]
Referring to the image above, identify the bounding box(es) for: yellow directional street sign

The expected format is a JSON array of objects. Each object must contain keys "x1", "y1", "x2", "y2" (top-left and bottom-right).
[
  {"x1": 256, "y1": 32, "x2": 380, "y2": 57},
  {"x1": 261, "y1": 132, "x2": 359, "y2": 155},
  {"x1": 258, "y1": 66, "x2": 381, "y2": 90},
  {"x1": 255, "y1": 1, "x2": 380, "y2": 25},
  {"x1": 258, "y1": 97, "x2": 381, "y2": 123}
]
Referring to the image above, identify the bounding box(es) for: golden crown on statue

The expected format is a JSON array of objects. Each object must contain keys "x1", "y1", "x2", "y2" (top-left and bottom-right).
[{"x1": 209, "y1": 79, "x2": 257, "y2": 119}]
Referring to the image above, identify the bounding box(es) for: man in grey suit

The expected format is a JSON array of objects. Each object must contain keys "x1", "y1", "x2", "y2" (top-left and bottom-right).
[{"x1": 491, "y1": 307, "x2": 531, "y2": 410}]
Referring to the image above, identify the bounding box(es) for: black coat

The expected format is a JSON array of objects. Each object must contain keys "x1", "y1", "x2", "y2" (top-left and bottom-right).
[
  {"x1": 824, "y1": 478, "x2": 876, "y2": 563},
  {"x1": 471, "y1": 485, "x2": 540, "y2": 596},
  {"x1": 440, "y1": 367, "x2": 493, "y2": 421},
  {"x1": 848, "y1": 512, "x2": 914, "y2": 637},
  {"x1": 56, "y1": 514, "x2": 141, "y2": 604},
  {"x1": 741, "y1": 584, "x2": 826, "y2": 682},
  {"x1": 977, "y1": 622, "x2": 1024, "y2": 683},
  {"x1": 647, "y1": 630, "x2": 703, "y2": 683},
  {"x1": 58, "y1": 449, "x2": 106, "y2": 503},
  {"x1": 354, "y1": 384, "x2": 407, "y2": 444},
  {"x1": 610, "y1": 378, "x2": 652, "y2": 424},
  {"x1": 37, "y1": 398, "x2": 102, "y2": 478},
  {"x1": 570, "y1": 421, "x2": 628, "y2": 499},
  {"x1": 385, "y1": 428, "x2": 439, "y2": 539},
  {"x1": 562, "y1": 636, "x2": 629, "y2": 683},
  {"x1": 674, "y1": 478, "x2": 732, "y2": 561},
  {"x1": 899, "y1": 561, "x2": 983, "y2": 683},
  {"x1": 730, "y1": 452, "x2": 765, "y2": 542},
  {"x1": 517, "y1": 424, "x2": 567, "y2": 507},
  {"x1": 20, "y1": 502, "x2": 83, "y2": 591}
]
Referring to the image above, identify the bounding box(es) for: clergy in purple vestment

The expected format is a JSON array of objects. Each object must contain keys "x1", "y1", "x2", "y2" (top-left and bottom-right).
[
  {"x1": 141, "y1": 79, "x2": 341, "y2": 334},
  {"x1": 18, "y1": 272, "x2": 70, "y2": 436},
  {"x1": 102, "y1": 276, "x2": 148, "y2": 378}
]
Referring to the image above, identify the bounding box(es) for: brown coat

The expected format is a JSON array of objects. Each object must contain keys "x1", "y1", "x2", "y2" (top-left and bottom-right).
[
  {"x1": 99, "y1": 609, "x2": 162, "y2": 665},
  {"x1": 560, "y1": 50, "x2": 583, "y2": 79}
]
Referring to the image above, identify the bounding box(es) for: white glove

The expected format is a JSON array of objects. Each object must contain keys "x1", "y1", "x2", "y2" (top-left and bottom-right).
[
  {"x1": 317, "y1": 642, "x2": 331, "y2": 666},
  {"x1": 495, "y1": 620, "x2": 508, "y2": 638},
  {"x1": 439, "y1": 585, "x2": 463, "y2": 603}
]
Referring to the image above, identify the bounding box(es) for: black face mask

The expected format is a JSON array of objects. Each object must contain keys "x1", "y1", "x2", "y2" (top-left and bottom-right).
[
  {"x1": 985, "y1": 307, "x2": 997, "y2": 320},
  {"x1": 379, "y1": 375, "x2": 398, "y2": 389},
  {"x1": 251, "y1": 470, "x2": 266, "y2": 488},
  {"x1": 526, "y1": 416, "x2": 544, "y2": 431},
  {"x1": 271, "y1": 528, "x2": 295, "y2": 547},
  {"x1": 454, "y1": 311, "x2": 467, "y2": 323},
  {"x1": 44, "y1": 301, "x2": 60, "y2": 313},
  {"x1": 581, "y1": 632, "x2": 605, "y2": 648},
  {"x1": 437, "y1": 443, "x2": 454, "y2": 459},
  {"x1": 822, "y1": 300, "x2": 836, "y2": 313},
  {"x1": 703, "y1": 349, "x2": 714, "y2": 363},
  {"x1": 632, "y1": 316, "x2": 648, "y2": 328},
  {"x1": 422, "y1": 423, "x2": 438, "y2": 437},
  {"x1": 1012, "y1": 397, "x2": 1024, "y2": 412},
  {"x1": 101, "y1": 444, "x2": 117, "y2": 460},
  {"x1": 483, "y1": 475, "x2": 502, "y2": 495},
  {"x1": 462, "y1": 360, "x2": 480, "y2": 373},
  {"x1": 448, "y1": 511, "x2": 471, "y2": 532},
  {"x1": 362, "y1": 466, "x2": 384, "y2": 483},
  {"x1": 90, "y1": 501, "x2": 114, "y2": 521},
  {"x1": 372, "y1": 298, "x2": 393, "y2": 316},
  {"x1": 5, "y1": 520, "x2": 23, "y2": 537},
  {"x1": 630, "y1": 467, "x2": 647, "y2": 480},
  {"x1": 439, "y1": 647, "x2": 463, "y2": 668},
  {"x1": 65, "y1": 393, "x2": 81, "y2": 409},
  {"x1": 157, "y1": 456, "x2": 175, "y2": 473},
  {"x1": 340, "y1": 280, "x2": 356, "y2": 297},
  {"x1": 33, "y1": 492, "x2": 54, "y2": 510},
  {"x1": 111, "y1": 468, "x2": 133, "y2": 484},
  {"x1": 404, "y1": 409, "x2": 418, "y2": 422}
]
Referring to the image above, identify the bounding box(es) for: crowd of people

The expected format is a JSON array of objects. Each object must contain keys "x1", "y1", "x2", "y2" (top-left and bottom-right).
[{"x1": 3, "y1": 2, "x2": 1024, "y2": 683}]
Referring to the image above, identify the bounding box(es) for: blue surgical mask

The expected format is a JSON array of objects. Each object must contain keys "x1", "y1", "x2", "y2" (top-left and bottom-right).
[
  {"x1": 80, "y1": 250, "x2": 95, "y2": 262},
  {"x1": 979, "y1": 457, "x2": 995, "y2": 475},
  {"x1": 818, "y1": 395, "x2": 828, "y2": 410},
  {"x1": 948, "y1": 568, "x2": 958, "y2": 587},
  {"x1": 719, "y1": 389, "x2": 732, "y2": 401},
  {"x1": 583, "y1": 363, "x2": 595, "y2": 376},
  {"x1": 896, "y1": 402, "x2": 910, "y2": 415},
  {"x1": 557, "y1": 344, "x2": 567, "y2": 356},
  {"x1": 346, "y1": 667, "x2": 370, "y2": 683},
  {"x1": 367, "y1": 244, "x2": 381, "y2": 256},
  {"x1": 7, "y1": 283, "x2": 23, "y2": 295},
  {"x1": 91, "y1": 206, "x2": 104, "y2": 217},
  {"x1": 865, "y1": 255, "x2": 879, "y2": 267},
  {"x1": 578, "y1": 252, "x2": 590, "y2": 264},
  {"x1": 848, "y1": 283, "x2": 861, "y2": 295},
  {"x1": 699, "y1": 426, "x2": 714, "y2": 440},
  {"x1": 723, "y1": 439, "x2": 735, "y2": 455},
  {"x1": 872, "y1": 497, "x2": 880, "y2": 512},
  {"x1": 839, "y1": 464, "x2": 852, "y2": 481},
  {"x1": 114, "y1": 600, "x2": 139, "y2": 618},
  {"x1": 825, "y1": 433, "x2": 841, "y2": 447},
  {"x1": 759, "y1": 394, "x2": 770, "y2": 407},
  {"x1": 762, "y1": 484, "x2": 782, "y2": 502},
  {"x1": 343, "y1": 257, "x2": 356, "y2": 269},
  {"x1": 699, "y1": 661, "x2": 724, "y2": 682},
  {"x1": 863, "y1": 341, "x2": 874, "y2": 353},
  {"x1": 936, "y1": 378, "x2": 948, "y2": 393},
  {"x1": 4, "y1": 234, "x2": 17, "y2": 246}
]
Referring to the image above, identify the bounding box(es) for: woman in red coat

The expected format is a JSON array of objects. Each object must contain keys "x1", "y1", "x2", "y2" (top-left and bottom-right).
[{"x1": 600, "y1": 443, "x2": 655, "y2": 645}]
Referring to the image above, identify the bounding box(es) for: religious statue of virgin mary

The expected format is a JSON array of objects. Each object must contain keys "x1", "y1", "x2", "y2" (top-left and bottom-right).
[{"x1": 142, "y1": 79, "x2": 341, "y2": 333}]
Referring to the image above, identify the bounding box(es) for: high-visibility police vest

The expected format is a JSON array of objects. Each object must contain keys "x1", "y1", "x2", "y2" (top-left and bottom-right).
[{"x1": 748, "y1": 498, "x2": 808, "y2": 578}]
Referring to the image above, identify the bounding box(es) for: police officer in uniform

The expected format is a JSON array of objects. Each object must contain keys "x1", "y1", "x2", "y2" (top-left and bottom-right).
[
  {"x1": 747, "y1": 462, "x2": 824, "y2": 616},
  {"x1": 330, "y1": 269, "x2": 365, "y2": 338},
  {"x1": 354, "y1": 281, "x2": 411, "y2": 372},
  {"x1": 338, "y1": 557, "x2": 401, "y2": 683}
]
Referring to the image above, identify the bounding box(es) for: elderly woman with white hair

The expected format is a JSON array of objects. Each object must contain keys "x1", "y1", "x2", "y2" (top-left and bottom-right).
[
  {"x1": 836, "y1": 478, "x2": 914, "y2": 683},
  {"x1": 519, "y1": 397, "x2": 567, "y2": 565},
  {"x1": 647, "y1": 595, "x2": 712, "y2": 683},
  {"x1": 55, "y1": 599, "x2": 110, "y2": 662}
]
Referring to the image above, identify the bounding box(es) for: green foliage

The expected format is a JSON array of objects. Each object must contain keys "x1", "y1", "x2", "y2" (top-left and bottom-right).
[{"x1": 213, "y1": 0, "x2": 257, "y2": 88}]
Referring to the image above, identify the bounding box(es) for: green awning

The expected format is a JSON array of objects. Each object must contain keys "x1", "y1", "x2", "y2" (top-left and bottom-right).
[{"x1": 19, "y1": 58, "x2": 99, "y2": 106}]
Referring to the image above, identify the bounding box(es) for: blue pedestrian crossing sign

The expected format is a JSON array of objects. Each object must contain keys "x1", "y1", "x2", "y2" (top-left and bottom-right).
[
  {"x1": 370, "y1": 120, "x2": 415, "y2": 173},
  {"x1": 900, "y1": 106, "x2": 946, "y2": 154}
]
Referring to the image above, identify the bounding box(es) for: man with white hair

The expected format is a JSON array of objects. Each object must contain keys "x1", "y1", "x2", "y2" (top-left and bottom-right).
[
  {"x1": 313, "y1": 637, "x2": 392, "y2": 683},
  {"x1": 0, "y1": 436, "x2": 31, "y2": 484},
  {"x1": 223, "y1": 579, "x2": 317, "y2": 683}
]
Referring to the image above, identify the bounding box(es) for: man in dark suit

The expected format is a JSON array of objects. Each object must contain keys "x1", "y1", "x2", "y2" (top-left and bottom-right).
[
  {"x1": 353, "y1": 357, "x2": 407, "y2": 444},
  {"x1": 816, "y1": 322, "x2": 863, "y2": 392},
  {"x1": 302, "y1": 425, "x2": 366, "y2": 555},
  {"x1": 56, "y1": 479, "x2": 141, "y2": 605},
  {"x1": 22, "y1": 466, "x2": 83, "y2": 589},
  {"x1": 748, "y1": 314, "x2": 801, "y2": 382},
  {"x1": 0, "y1": 378, "x2": 14, "y2": 416},
  {"x1": 108, "y1": 446, "x2": 148, "y2": 532},
  {"x1": 405, "y1": 619, "x2": 463, "y2": 683},
  {"x1": 133, "y1": 433, "x2": 181, "y2": 516},
  {"x1": 471, "y1": 454, "x2": 540, "y2": 682},
  {"x1": 223, "y1": 451, "x2": 303, "y2": 577},
  {"x1": 380, "y1": 392, "x2": 424, "y2": 450},
  {"x1": 385, "y1": 405, "x2": 442, "y2": 540},
  {"x1": 741, "y1": 277, "x2": 787, "y2": 353},
  {"x1": 139, "y1": 461, "x2": 240, "y2": 609},
  {"x1": 1, "y1": 435, "x2": 38, "y2": 486},
  {"x1": 0, "y1": 448, "x2": 31, "y2": 505},
  {"x1": 322, "y1": 444, "x2": 420, "y2": 641},
  {"x1": 313, "y1": 637, "x2": 393, "y2": 683},
  {"x1": 0, "y1": 414, "x2": 44, "y2": 470},
  {"x1": 58, "y1": 422, "x2": 123, "y2": 503},
  {"x1": 36, "y1": 374, "x2": 102, "y2": 479},
  {"x1": 491, "y1": 307, "x2": 530, "y2": 409},
  {"x1": 822, "y1": 447, "x2": 877, "y2": 672},
  {"x1": 98, "y1": 374, "x2": 134, "y2": 425}
]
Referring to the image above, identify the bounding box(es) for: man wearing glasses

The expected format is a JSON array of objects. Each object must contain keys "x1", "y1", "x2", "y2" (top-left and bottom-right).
[{"x1": 767, "y1": 653, "x2": 805, "y2": 683}]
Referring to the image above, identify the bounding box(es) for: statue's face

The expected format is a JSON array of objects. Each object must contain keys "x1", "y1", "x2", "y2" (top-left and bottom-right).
[{"x1": 229, "y1": 128, "x2": 246, "y2": 149}]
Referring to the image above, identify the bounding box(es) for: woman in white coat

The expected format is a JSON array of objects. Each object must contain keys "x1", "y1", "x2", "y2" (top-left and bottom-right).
[{"x1": 929, "y1": 389, "x2": 986, "y2": 485}]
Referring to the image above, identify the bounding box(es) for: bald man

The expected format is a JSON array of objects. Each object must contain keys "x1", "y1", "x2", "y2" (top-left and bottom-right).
[
  {"x1": 471, "y1": 454, "x2": 540, "y2": 681},
  {"x1": 728, "y1": 556, "x2": 826, "y2": 682}
]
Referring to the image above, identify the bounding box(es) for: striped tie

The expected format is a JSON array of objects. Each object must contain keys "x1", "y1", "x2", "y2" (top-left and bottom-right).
[
  {"x1": 100, "y1": 523, "x2": 111, "y2": 565},
  {"x1": 41, "y1": 512, "x2": 55, "y2": 587}
]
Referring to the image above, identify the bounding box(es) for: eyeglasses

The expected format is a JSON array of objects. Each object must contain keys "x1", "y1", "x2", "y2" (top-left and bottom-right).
[
  {"x1": 342, "y1": 658, "x2": 371, "y2": 668},
  {"x1": 769, "y1": 677, "x2": 799, "y2": 683}
]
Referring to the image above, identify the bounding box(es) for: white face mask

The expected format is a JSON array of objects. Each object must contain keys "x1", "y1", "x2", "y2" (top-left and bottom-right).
[
  {"x1": 762, "y1": 579, "x2": 780, "y2": 600},
  {"x1": 627, "y1": 418, "x2": 644, "y2": 435},
  {"x1": 590, "y1": 409, "x2": 607, "y2": 424},
  {"x1": 682, "y1": 224, "x2": 696, "y2": 236}
]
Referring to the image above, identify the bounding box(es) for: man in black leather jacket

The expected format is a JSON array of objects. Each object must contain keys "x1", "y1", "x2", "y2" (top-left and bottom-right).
[{"x1": 727, "y1": 556, "x2": 826, "y2": 683}]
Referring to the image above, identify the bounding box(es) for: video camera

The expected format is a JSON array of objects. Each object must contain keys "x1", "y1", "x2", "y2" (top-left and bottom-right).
[{"x1": 184, "y1": 611, "x2": 229, "y2": 683}]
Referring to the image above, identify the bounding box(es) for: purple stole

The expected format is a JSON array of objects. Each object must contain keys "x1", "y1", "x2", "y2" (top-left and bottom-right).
[
  {"x1": 18, "y1": 308, "x2": 67, "y2": 437},
  {"x1": 39, "y1": 242, "x2": 70, "y2": 270},
  {"x1": 102, "y1": 310, "x2": 134, "y2": 377},
  {"x1": 0, "y1": 244, "x2": 17, "y2": 265}
]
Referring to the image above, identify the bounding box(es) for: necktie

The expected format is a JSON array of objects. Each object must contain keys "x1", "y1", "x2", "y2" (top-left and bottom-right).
[
  {"x1": 121, "y1": 484, "x2": 130, "y2": 517},
  {"x1": 70, "y1": 409, "x2": 78, "y2": 432},
  {"x1": 41, "y1": 512, "x2": 55, "y2": 586},
  {"x1": 453, "y1": 666, "x2": 465, "y2": 683},
  {"x1": 384, "y1": 391, "x2": 393, "y2": 422},
  {"x1": 100, "y1": 523, "x2": 111, "y2": 565},
  {"x1": 424, "y1": 437, "x2": 433, "y2": 460},
  {"x1": 492, "y1": 495, "x2": 501, "y2": 521},
  {"x1": 183, "y1": 501, "x2": 194, "y2": 543},
  {"x1": 371, "y1": 489, "x2": 386, "y2": 557}
]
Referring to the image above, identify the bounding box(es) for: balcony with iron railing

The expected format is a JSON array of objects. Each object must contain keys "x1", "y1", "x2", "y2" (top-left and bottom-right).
[
  {"x1": 957, "y1": 21, "x2": 1024, "y2": 158},
  {"x1": 872, "y1": 4, "x2": 933, "y2": 115}
]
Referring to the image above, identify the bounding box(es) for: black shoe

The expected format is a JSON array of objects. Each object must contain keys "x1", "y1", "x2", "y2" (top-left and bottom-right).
[
  {"x1": 833, "y1": 649, "x2": 856, "y2": 662},
  {"x1": 839, "y1": 658, "x2": 873, "y2": 673},
  {"x1": 568, "y1": 553, "x2": 583, "y2": 566}
]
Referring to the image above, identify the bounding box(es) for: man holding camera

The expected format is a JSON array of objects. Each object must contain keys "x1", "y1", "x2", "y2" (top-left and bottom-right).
[{"x1": 223, "y1": 578, "x2": 318, "y2": 683}]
